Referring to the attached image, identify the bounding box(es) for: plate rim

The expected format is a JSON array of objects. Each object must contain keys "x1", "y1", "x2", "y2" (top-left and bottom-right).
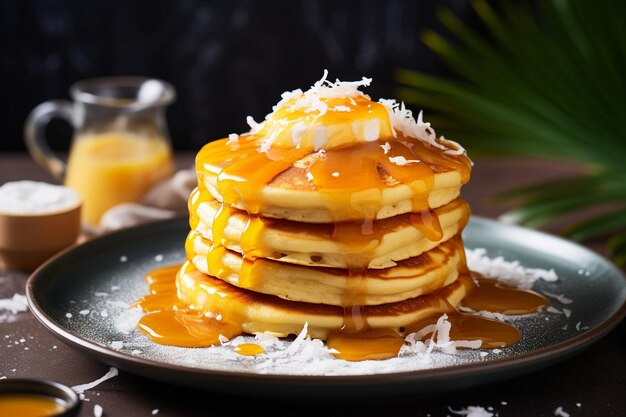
[{"x1": 25, "y1": 216, "x2": 626, "y2": 389}]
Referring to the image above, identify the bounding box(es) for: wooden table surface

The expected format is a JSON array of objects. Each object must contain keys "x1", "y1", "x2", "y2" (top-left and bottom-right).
[{"x1": 1, "y1": 152, "x2": 625, "y2": 417}]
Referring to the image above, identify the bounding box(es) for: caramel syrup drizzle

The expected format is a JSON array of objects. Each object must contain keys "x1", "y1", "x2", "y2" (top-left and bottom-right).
[
  {"x1": 195, "y1": 134, "x2": 471, "y2": 219},
  {"x1": 136, "y1": 265, "x2": 241, "y2": 348}
]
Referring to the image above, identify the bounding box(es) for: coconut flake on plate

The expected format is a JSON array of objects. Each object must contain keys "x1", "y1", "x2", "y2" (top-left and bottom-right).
[
  {"x1": 458, "y1": 306, "x2": 511, "y2": 321},
  {"x1": 465, "y1": 247, "x2": 558, "y2": 289},
  {"x1": 541, "y1": 291, "x2": 573, "y2": 305},
  {"x1": 402, "y1": 314, "x2": 482, "y2": 356}
]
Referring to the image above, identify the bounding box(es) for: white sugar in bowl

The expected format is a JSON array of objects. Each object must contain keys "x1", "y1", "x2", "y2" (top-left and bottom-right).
[{"x1": 0, "y1": 181, "x2": 82, "y2": 271}]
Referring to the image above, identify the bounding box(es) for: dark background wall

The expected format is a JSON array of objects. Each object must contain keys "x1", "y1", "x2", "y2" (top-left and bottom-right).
[{"x1": 1, "y1": 0, "x2": 474, "y2": 152}]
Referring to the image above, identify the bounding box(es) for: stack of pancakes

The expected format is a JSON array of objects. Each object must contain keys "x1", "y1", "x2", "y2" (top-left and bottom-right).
[{"x1": 178, "y1": 122, "x2": 472, "y2": 340}]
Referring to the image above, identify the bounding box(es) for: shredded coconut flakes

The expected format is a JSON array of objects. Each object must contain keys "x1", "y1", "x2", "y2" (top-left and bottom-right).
[
  {"x1": 72, "y1": 367, "x2": 119, "y2": 394},
  {"x1": 277, "y1": 69, "x2": 371, "y2": 117},
  {"x1": 0, "y1": 294, "x2": 28, "y2": 315},
  {"x1": 227, "y1": 133, "x2": 239, "y2": 149},
  {"x1": 448, "y1": 405, "x2": 494, "y2": 417},
  {"x1": 388, "y1": 155, "x2": 420, "y2": 166},
  {"x1": 401, "y1": 315, "x2": 482, "y2": 356},
  {"x1": 378, "y1": 99, "x2": 466, "y2": 156},
  {"x1": 554, "y1": 406, "x2": 570, "y2": 417},
  {"x1": 246, "y1": 70, "x2": 466, "y2": 157},
  {"x1": 0, "y1": 294, "x2": 28, "y2": 314},
  {"x1": 465, "y1": 248, "x2": 558, "y2": 290},
  {"x1": 458, "y1": 306, "x2": 510, "y2": 321},
  {"x1": 246, "y1": 115, "x2": 262, "y2": 134},
  {"x1": 542, "y1": 291, "x2": 573, "y2": 305}
]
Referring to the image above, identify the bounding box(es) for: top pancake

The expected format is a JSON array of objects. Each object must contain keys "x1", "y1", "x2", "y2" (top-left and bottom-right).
[{"x1": 196, "y1": 134, "x2": 471, "y2": 223}]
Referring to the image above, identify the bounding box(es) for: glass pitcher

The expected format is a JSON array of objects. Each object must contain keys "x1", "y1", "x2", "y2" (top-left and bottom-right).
[{"x1": 24, "y1": 77, "x2": 176, "y2": 226}]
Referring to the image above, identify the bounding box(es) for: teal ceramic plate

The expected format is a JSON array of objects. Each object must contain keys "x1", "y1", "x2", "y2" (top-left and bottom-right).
[{"x1": 26, "y1": 217, "x2": 626, "y2": 397}]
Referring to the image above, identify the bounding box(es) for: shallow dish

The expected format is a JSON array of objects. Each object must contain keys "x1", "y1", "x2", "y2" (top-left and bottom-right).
[
  {"x1": 26, "y1": 217, "x2": 626, "y2": 397},
  {"x1": 0, "y1": 378, "x2": 80, "y2": 416}
]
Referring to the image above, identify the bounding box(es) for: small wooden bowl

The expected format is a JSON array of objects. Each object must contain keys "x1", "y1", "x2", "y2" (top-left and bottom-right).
[{"x1": 0, "y1": 202, "x2": 81, "y2": 271}]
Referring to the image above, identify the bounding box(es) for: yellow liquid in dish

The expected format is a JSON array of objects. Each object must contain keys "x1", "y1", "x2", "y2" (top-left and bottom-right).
[
  {"x1": 65, "y1": 133, "x2": 174, "y2": 225},
  {"x1": 0, "y1": 394, "x2": 66, "y2": 417}
]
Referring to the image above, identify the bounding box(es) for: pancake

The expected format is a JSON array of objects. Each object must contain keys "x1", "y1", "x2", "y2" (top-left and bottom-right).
[
  {"x1": 186, "y1": 231, "x2": 466, "y2": 306},
  {"x1": 196, "y1": 134, "x2": 471, "y2": 223},
  {"x1": 176, "y1": 261, "x2": 474, "y2": 340},
  {"x1": 190, "y1": 189, "x2": 470, "y2": 269}
]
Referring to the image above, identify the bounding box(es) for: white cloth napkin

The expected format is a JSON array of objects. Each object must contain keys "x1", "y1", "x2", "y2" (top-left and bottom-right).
[{"x1": 92, "y1": 169, "x2": 196, "y2": 235}]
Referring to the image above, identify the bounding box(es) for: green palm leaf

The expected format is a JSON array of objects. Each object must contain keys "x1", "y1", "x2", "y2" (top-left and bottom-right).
[{"x1": 397, "y1": 0, "x2": 626, "y2": 264}]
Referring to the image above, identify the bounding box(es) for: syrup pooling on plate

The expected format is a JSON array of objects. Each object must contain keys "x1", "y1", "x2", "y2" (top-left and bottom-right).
[
  {"x1": 235, "y1": 343, "x2": 265, "y2": 356},
  {"x1": 326, "y1": 272, "x2": 468, "y2": 361},
  {"x1": 134, "y1": 264, "x2": 185, "y2": 311},
  {"x1": 406, "y1": 313, "x2": 521, "y2": 349},
  {"x1": 326, "y1": 328, "x2": 405, "y2": 361},
  {"x1": 462, "y1": 273, "x2": 550, "y2": 315},
  {"x1": 138, "y1": 309, "x2": 241, "y2": 348},
  {"x1": 328, "y1": 271, "x2": 548, "y2": 360},
  {"x1": 136, "y1": 264, "x2": 241, "y2": 347}
]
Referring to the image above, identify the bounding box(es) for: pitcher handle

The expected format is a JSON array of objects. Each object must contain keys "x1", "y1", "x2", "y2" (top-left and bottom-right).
[{"x1": 24, "y1": 100, "x2": 74, "y2": 181}]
